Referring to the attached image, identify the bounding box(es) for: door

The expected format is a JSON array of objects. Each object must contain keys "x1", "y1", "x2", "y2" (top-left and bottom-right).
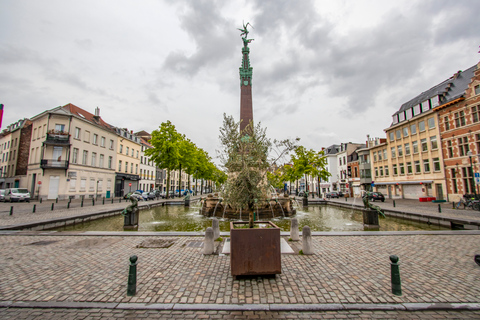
[
  {"x1": 31, "y1": 174, "x2": 36, "y2": 198},
  {"x1": 52, "y1": 147, "x2": 63, "y2": 166},
  {"x1": 14, "y1": 180, "x2": 19, "y2": 188},
  {"x1": 48, "y1": 176, "x2": 60, "y2": 199},
  {"x1": 436, "y1": 184, "x2": 444, "y2": 200}
]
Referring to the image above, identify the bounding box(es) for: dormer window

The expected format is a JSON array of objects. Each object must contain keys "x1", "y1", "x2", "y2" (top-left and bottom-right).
[{"x1": 475, "y1": 85, "x2": 480, "y2": 95}]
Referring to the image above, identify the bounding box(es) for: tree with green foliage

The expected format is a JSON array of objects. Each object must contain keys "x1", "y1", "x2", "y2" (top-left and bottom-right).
[
  {"x1": 290, "y1": 146, "x2": 330, "y2": 196},
  {"x1": 145, "y1": 121, "x2": 183, "y2": 199}
]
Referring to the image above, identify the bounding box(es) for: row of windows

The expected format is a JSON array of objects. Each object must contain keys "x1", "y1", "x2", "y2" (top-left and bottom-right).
[
  {"x1": 72, "y1": 148, "x2": 113, "y2": 169},
  {"x1": 445, "y1": 135, "x2": 480, "y2": 158},
  {"x1": 444, "y1": 106, "x2": 480, "y2": 130},
  {"x1": 69, "y1": 178, "x2": 112, "y2": 192},
  {"x1": 32, "y1": 124, "x2": 48, "y2": 141},
  {"x1": 118, "y1": 160, "x2": 139, "y2": 174},
  {"x1": 139, "y1": 169, "x2": 155, "y2": 180},
  {"x1": 0, "y1": 165, "x2": 14, "y2": 177},
  {"x1": 390, "y1": 136, "x2": 438, "y2": 159},
  {"x1": 119, "y1": 144, "x2": 139, "y2": 158},
  {"x1": 389, "y1": 117, "x2": 435, "y2": 142},
  {"x1": 374, "y1": 158, "x2": 441, "y2": 177},
  {"x1": 1, "y1": 150, "x2": 16, "y2": 163},
  {"x1": 74, "y1": 127, "x2": 115, "y2": 150},
  {"x1": 0, "y1": 138, "x2": 18, "y2": 151}
]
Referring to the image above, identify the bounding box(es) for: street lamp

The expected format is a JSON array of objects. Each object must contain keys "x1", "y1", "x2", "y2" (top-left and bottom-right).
[{"x1": 467, "y1": 151, "x2": 477, "y2": 198}]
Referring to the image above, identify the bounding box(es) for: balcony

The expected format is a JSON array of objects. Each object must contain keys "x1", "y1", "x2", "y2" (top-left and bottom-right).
[
  {"x1": 41, "y1": 159, "x2": 69, "y2": 170},
  {"x1": 44, "y1": 132, "x2": 71, "y2": 145}
]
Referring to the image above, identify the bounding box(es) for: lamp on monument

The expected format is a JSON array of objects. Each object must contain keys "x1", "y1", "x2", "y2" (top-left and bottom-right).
[{"x1": 467, "y1": 150, "x2": 477, "y2": 197}]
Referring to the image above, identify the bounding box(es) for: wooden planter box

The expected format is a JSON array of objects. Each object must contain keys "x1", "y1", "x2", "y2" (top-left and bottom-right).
[{"x1": 230, "y1": 221, "x2": 281, "y2": 277}]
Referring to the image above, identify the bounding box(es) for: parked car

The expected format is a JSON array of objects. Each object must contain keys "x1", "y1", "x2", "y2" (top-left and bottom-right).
[
  {"x1": 124, "y1": 191, "x2": 143, "y2": 201},
  {"x1": 368, "y1": 192, "x2": 385, "y2": 202},
  {"x1": 337, "y1": 191, "x2": 344, "y2": 197},
  {"x1": 0, "y1": 189, "x2": 5, "y2": 202},
  {"x1": 146, "y1": 192, "x2": 156, "y2": 200},
  {"x1": 326, "y1": 192, "x2": 339, "y2": 198},
  {"x1": 4, "y1": 188, "x2": 31, "y2": 202},
  {"x1": 297, "y1": 191, "x2": 307, "y2": 197}
]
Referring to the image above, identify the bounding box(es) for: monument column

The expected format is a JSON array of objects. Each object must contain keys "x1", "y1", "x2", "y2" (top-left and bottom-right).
[{"x1": 239, "y1": 23, "x2": 254, "y2": 134}]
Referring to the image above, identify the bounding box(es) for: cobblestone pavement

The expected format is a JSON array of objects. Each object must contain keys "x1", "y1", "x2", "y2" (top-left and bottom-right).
[{"x1": 1, "y1": 308, "x2": 480, "y2": 319}]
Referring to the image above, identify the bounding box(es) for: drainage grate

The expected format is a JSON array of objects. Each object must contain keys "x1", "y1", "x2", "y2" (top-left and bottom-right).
[
  {"x1": 186, "y1": 241, "x2": 204, "y2": 248},
  {"x1": 137, "y1": 239, "x2": 175, "y2": 248},
  {"x1": 68, "y1": 238, "x2": 122, "y2": 249},
  {"x1": 27, "y1": 241, "x2": 58, "y2": 246}
]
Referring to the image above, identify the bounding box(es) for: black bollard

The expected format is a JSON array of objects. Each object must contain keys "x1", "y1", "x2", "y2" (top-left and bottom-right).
[
  {"x1": 33, "y1": 204, "x2": 36, "y2": 213},
  {"x1": 92, "y1": 198, "x2": 95, "y2": 206},
  {"x1": 40, "y1": 197, "x2": 42, "y2": 204},
  {"x1": 393, "y1": 200, "x2": 396, "y2": 207},
  {"x1": 103, "y1": 198, "x2": 105, "y2": 205},
  {"x1": 345, "y1": 196, "x2": 347, "y2": 202},
  {"x1": 390, "y1": 255, "x2": 402, "y2": 296},
  {"x1": 67, "y1": 201, "x2": 70, "y2": 209},
  {"x1": 81, "y1": 200, "x2": 84, "y2": 207},
  {"x1": 56, "y1": 198, "x2": 58, "y2": 204},
  {"x1": 119, "y1": 198, "x2": 121, "y2": 203},
  {"x1": 51, "y1": 203, "x2": 54, "y2": 211},
  {"x1": 453, "y1": 202, "x2": 455, "y2": 209},
  {"x1": 112, "y1": 198, "x2": 114, "y2": 204},
  {"x1": 127, "y1": 255, "x2": 138, "y2": 296},
  {"x1": 438, "y1": 204, "x2": 441, "y2": 213},
  {"x1": 9, "y1": 206, "x2": 13, "y2": 216}
]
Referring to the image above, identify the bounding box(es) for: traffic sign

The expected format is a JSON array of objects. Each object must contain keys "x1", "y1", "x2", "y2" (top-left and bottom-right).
[{"x1": 129, "y1": 183, "x2": 132, "y2": 187}]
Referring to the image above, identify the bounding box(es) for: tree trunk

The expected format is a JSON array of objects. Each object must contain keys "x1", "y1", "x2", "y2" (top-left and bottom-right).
[
  {"x1": 178, "y1": 165, "x2": 182, "y2": 198},
  {"x1": 166, "y1": 170, "x2": 171, "y2": 198},
  {"x1": 248, "y1": 202, "x2": 254, "y2": 228}
]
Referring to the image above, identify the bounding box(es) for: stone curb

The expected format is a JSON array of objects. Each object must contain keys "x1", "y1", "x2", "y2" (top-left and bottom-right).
[{"x1": 1, "y1": 301, "x2": 480, "y2": 311}]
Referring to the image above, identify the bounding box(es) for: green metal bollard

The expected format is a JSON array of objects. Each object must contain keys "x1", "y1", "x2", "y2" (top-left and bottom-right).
[
  {"x1": 33, "y1": 204, "x2": 36, "y2": 213},
  {"x1": 119, "y1": 198, "x2": 121, "y2": 203},
  {"x1": 438, "y1": 204, "x2": 441, "y2": 213},
  {"x1": 103, "y1": 198, "x2": 105, "y2": 205},
  {"x1": 345, "y1": 196, "x2": 347, "y2": 202},
  {"x1": 390, "y1": 255, "x2": 402, "y2": 296},
  {"x1": 92, "y1": 198, "x2": 95, "y2": 206},
  {"x1": 81, "y1": 200, "x2": 84, "y2": 207},
  {"x1": 393, "y1": 200, "x2": 396, "y2": 207},
  {"x1": 112, "y1": 198, "x2": 114, "y2": 204},
  {"x1": 56, "y1": 198, "x2": 58, "y2": 204},
  {"x1": 452, "y1": 202, "x2": 455, "y2": 209},
  {"x1": 9, "y1": 206, "x2": 13, "y2": 216},
  {"x1": 127, "y1": 255, "x2": 138, "y2": 296},
  {"x1": 67, "y1": 201, "x2": 70, "y2": 209},
  {"x1": 51, "y1": 203, "x2": 54, "y2": 211}
]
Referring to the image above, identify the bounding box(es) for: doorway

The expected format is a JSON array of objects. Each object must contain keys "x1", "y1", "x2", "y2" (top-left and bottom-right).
[
  {"x1": 48, "y1": 176, "x2": 60, "y2": 199},
  {"x1": 435, "y1": 184, "x2": 444, "y2": 200}
]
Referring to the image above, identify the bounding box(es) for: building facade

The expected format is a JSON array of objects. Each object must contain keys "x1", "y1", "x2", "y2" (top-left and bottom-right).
[{"x1": 114, "y1": 128, "x2": 141, "y2": 197}]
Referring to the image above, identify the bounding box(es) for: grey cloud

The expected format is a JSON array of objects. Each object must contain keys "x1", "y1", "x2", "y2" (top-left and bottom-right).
[
  {"x1": 75, "y1": 39, "x2": 93, "y2": 51},
  {"x1": 0, "y1": 45, "x2": 59, "y2": 67}
]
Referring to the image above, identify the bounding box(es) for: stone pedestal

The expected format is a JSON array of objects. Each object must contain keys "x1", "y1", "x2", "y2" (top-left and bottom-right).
[
  {"x1": 124, "y1": 209, "x2": 139, "y2": 230},
  {"x1": 363, "y1": 209, "x2": 379, "y2": 229},
  {"x1": 302, "y1": 197, "x2": 308, "y2": 207}
]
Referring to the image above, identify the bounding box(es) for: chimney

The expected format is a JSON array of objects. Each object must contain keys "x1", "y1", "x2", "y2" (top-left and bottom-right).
[{"x1": 95, "y1": 107, "x2": 100, "y2": 117}]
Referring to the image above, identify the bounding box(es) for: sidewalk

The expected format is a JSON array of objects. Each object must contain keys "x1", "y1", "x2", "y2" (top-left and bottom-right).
[{"x1": 1, "y1": 197, "x2": 480, "y2": 319}]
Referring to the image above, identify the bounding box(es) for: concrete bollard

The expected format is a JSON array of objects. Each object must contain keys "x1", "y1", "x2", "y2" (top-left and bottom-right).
[
  {"x1": 302, "y1": 226, "x2": 313, "y2": 255},
  {"x1": 9, "y1": 206, "x2": 13, "y2": 216},
  {"x1": 127, "y1": 255, "x2": 137, "y2": 296},
  {"x1": 33, "y1": 204, "x2": 36, "y2": 213},
  {"x1": 204, "y1": 227, "x2": 215, "y2": 255},
  {"x1": 212, "y1": 218, "x2": 220, "y2": 240},
  {"x1": 390, "y1": 255, "x2": 402, "y2": 296},
  {"x1": 290, "y1": 218, "x2": 300, "y2": 241}
]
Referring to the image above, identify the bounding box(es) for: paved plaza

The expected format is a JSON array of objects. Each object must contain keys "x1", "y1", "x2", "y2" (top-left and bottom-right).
[{"x1": 1, "y1": 197, "x2": 480, "y2": 319}]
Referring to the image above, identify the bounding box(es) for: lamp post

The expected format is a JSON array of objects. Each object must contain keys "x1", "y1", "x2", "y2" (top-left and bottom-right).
[{"x1": 467, "y1": 151, "x2": 477, "y2": 198}]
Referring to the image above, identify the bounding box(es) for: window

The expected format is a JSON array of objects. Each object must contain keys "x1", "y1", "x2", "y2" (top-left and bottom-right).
[
  {"x1": 427, "y1": 117, "x2": 435, "y2": 129},
  {"x1": 378, "y1": 151, "x2": 382, "y2": 161},
  {"x1": 120, "y1": 145, "x2": 123, "y2": 153},
  {"x1": 413, "y1": 141, "x2": 419, "y2": 153},
  {"x1": 399, "y1": 163, "x2": 405, "y2": 175},
  {"x1": 118, "y1": 160, "x2": 122, "y2": 171},
  {"x1": 136, "y1": 150, "x2": 139, "y2": 158},
  {"x1": 110, "y1": 140, "x2": 114, "y2": 150},
  {"x1": 389, "y1": 132, "x2": 394, "y2": 141},
  {"x1": 55, "y1": 124, "x2": 65, "y2": 132},
  {"x1": 403, "y1": 127, "x2": 408, "y2": 137},
  {"x1": 126, "y1": 147, "x2": 129, "y2": 156},
  {"x1": 421, "y1": 138, "x2": 428, "y2": 152},
  {"x1": 135, "y1": 164, "x2": 138, "y2": 174},
  {"x1": 131, "y1": 148, "x2": 134, "y2": 157},
  {"x1": 383, "y1": 149, "x2": 387, "y2": 160},
  {"x1": 411, "y1": 124, "x2": 417, "y2": 135},
  {"x1": 433, "y1": 158, "x2": 440, "y2": 171},
  {"x1": 451, "y1": 169, "x2": 458, "y2": 193},
  {"x1": 454, "y1": 111, "x2": 466, "y2": 127},
  {"x1": 339, "y1": 158, "x2": 342, "y2": 166},
  {"x1": 82, "y1": 151, "x2": 88, "y2": 165},
  {"x1": 391, "y1": 147, "x2": 396, "y2": 158},
  {"x1": 93, "y1": 134, "x2": 98, "y2": 145},
  {"x1": 84, "y1": 130, "x2": 90, "y2": 142},
  {"x1": 444, "y1": 116, "x2": 450, "y2": 130},
  {"x1": 91, "y1": 152, "x2": 96, "y2": 166},
  {"x1": 398, "y1": 145, "x2": 403, "y2": 157},
  {"x1": 419, "y1": 121, "x2": 425, "y2": 132},
  {"x1": 472, "y1": 106, "x2": 480, "y2": 123},
  {"x1": 458, "y1": 137, "x2": 469, "y2": 156},
  {"x1": 101, "y1": 136, "x2": 105, "y2": 147},
  {"x1": 373, "y1": 152, "x2": 377, "y2": 162},
  {"x1": 125, "y1": 162, "x2": 128, "y2": 172},
  {"x1": 379, "y1": 166, "x2": 383, "y2": 176},
  {"x1": 476, "y1": 134, "x2": 480, "y2": 154},
  {"x1": 475, "y1": 85, "x2": 480, "y2": 95},
  {"x1": 385, "y1": 165, "x2": 389, "y2": 176},
  {"x1": 405, "y1": 143, "x2": 410, "y2": 155},
  {"x1": 407, "y1": 162, "x2": 412, "y2": 174},
  {"x1": 33, "y1": 128, "x2": 37, "y2": 140},
  {"x1": 99, "y1": 154, "x2": 104, "y2": 168},
  {"x1": 463, "y1": 167, "x2": 473, "y2": 194},
  {"x1": 393, "y1": 164, "x2": 398, "y2": 175},
  {"x1": 396, "y1": 129, "x2": 401, "y2": 140},
  {"x1": 375, "y1": 167, "x2": 378, "y2": 177},
  {"x1": 423, "y1": 159, "x2": 430, "y2": 172},
  {"x1": 69, "y1": 178, "x2": 76, "y2": 191},
  {"x1": 430, "y1": 136, "x2": 438, "y2": 149},
  {"x1": 415, "y1": 160, "x2": 421, "y2": 174},
  {"x1": 80, "y1": 178, "x2": 86, "y2": 192},
  {"x1": 72, "y1": 148, "x2": 79, "y2": 164},
  {"x1": 108, "y1": 156, "x2": 112, "y2": 169},
  {"x1": 447, "y1": 140, "x2": 453, "y2": 158},
  {"x1": 130, "y1": 163, "x2": 133, "y2": 173},
  {"x1": 75, "y1": 127, "x2": 81, "y2": 139},
  {"x1": 89, "y1": 178, "x2": 95, "y2": 192}
]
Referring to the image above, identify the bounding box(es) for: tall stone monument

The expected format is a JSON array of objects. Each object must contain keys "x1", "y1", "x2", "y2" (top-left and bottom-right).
[{"x1": 238, "y1": 22, "x2": 254, "y2": 134}]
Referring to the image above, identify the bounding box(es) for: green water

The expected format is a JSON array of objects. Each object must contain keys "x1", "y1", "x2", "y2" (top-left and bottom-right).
[{"x1": 53, "y1": 203, "x2": 448, "y2": 232}]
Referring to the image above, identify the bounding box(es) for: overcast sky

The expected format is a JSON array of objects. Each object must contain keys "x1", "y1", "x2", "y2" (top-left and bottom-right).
[{"x1": 1, "y1": 0, "x2": 479, "y2": 163}]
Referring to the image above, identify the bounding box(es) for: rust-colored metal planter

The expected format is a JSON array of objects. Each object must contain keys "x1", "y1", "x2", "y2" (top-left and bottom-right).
[{"x1": 230, "y1": 221, "x2": 281, "y2": 277}]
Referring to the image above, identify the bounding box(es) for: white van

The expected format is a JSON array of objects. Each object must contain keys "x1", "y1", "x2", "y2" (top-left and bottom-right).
[{"x1": 4, "y1": 188, "x2": 31, "y2": 202}]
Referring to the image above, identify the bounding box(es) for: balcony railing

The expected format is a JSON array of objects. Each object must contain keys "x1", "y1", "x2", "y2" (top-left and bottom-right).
[
  {"x1": 44, "y1": 133, "x2": 70, "y2": 145},
  {"x1": 41, "y1": 159, "x2": 69, "y2": 169}
]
